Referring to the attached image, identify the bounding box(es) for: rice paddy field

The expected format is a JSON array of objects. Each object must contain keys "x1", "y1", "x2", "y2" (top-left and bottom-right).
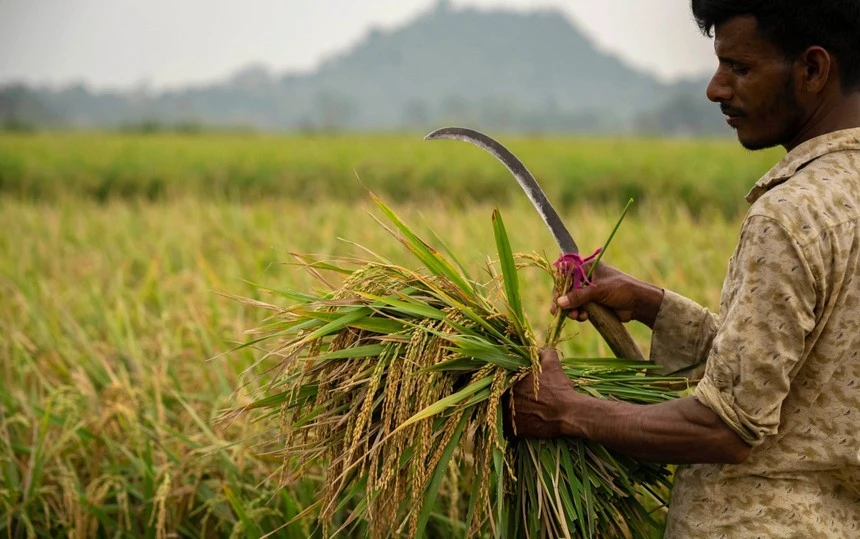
[{"x1": 0, "y1": 132, "x2": 782, "y2": 537}]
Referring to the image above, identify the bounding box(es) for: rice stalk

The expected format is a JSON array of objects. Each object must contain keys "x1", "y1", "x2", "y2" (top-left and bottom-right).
[{"x1": 240, "y1": 196, "x2": 684, "y2": 537}]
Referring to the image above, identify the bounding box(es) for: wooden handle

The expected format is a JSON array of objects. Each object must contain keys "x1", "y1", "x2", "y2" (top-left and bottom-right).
[{"x1": 582, "y1": 302, "x2": 644, "y2": 360}]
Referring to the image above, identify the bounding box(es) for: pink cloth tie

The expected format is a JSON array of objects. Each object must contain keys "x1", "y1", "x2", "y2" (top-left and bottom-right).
[{"x1": 553, "y1": 248, "x2": 602, "y2": 289}]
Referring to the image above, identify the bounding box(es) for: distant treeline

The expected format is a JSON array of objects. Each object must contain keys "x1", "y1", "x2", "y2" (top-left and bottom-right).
[{"x1": 0, "y1": 86, "x2": 728, "y2": 137}]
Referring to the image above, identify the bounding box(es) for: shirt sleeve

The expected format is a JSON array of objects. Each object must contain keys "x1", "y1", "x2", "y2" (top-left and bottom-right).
[
  {"x1": 694, "y1": 215, "x2": 817, "y2": 447},
  {"x1": 650, "y1": 290, "x2": 718, "y2": 378}
]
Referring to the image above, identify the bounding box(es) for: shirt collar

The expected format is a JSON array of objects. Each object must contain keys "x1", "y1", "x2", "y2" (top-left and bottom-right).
[{"x1": 746, "y1": 127, "x2": 860, "y2": 204}]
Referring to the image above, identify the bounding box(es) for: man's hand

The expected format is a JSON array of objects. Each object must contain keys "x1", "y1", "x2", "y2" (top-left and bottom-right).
[
  {"x1": 507, "y1": 348, "x2": 579, "y2": 439},
  {"x1": 552, "y1": 262, "x2": 665, "y2": 329}
]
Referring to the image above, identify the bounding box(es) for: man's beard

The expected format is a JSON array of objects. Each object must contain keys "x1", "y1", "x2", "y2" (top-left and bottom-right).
[{"x1": 740, "y1": 73, "x2": 805, "y2": 151}]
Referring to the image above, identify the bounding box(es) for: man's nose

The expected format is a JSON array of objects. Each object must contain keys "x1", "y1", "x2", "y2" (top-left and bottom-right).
[{"x1": 706, "y1": 70, "x2": 732, "y2": 103}]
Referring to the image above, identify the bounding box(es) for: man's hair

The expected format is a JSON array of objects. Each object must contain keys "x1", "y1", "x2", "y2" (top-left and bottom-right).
[{"x1": 691, "y1": 0, "x2": 860, "y2": 91}]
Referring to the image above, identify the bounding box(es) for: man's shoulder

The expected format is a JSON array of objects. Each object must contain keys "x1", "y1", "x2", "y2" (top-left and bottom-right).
[{"x1": 747, "y1": 149, "x2": 860, "y2": 246}]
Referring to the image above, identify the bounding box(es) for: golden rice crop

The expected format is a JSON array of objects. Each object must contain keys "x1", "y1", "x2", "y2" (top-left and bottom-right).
[{"x1": 237, "y1": 195, "x2": 686, "y2": 538}]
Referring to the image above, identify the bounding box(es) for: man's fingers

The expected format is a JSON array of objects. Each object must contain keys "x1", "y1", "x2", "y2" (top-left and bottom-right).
[
  {"x1": 563, "y1": 308, "x2": 587, "y2": 322},
  {"x1": 512, "y1": 367, "x2": 538, "y2": 401},
  {"x1": 551, "y1": 300, "x2": 590, "y2": 323}
]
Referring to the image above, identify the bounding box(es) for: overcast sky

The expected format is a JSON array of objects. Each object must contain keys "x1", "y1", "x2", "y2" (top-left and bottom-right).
[{"x1": 0, "y1": 0, "x2": 717, "y2": 90}]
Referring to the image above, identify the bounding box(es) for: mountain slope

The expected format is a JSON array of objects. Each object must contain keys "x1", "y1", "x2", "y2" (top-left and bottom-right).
[{"x1": 4, "y1": 4, "x2": 724, "y2": 134}]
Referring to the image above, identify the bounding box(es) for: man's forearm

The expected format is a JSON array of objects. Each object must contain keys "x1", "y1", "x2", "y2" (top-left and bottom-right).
[
  {"x1": 560, "y1": 394, "x2": 751, "y2": 464},
  {"x1": 631, "y1": 281, "x2": 664, "y2": 328}
]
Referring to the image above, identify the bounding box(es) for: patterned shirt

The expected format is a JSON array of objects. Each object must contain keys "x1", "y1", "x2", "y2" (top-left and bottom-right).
[{"x1": 650, "y1": 128, "x2": 860, "y2": 538}]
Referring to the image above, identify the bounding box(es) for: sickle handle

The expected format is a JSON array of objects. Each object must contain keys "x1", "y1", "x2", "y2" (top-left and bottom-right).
[{"x1": 583, "y1": 302, "x2": 644, "y2": 360}]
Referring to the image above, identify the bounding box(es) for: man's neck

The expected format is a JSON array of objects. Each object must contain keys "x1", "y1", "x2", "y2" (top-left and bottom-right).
[{"x1": 784, "y1": 93, "x2": 860, "y2": 152}]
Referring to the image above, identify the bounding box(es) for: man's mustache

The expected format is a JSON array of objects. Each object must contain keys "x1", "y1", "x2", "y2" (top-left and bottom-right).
[{"x1": 720, "y1": 104, "x2": 745, "y2": 117}]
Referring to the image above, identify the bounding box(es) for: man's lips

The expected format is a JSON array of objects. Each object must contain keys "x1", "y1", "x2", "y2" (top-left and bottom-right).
[{"x1": 725, "y1": 115, "x2": 743, "y2": 127}]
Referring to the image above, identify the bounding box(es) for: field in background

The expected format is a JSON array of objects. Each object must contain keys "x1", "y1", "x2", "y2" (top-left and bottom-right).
[
  {"x1": 0, "y1": 133, "x2": 769, "y2": 536},
  {"x1": 0, "y1": 132, "x2": 780, "y2": 215}
]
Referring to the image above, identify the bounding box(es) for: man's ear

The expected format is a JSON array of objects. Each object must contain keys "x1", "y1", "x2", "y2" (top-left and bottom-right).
[{"x1": 799, "y1": 46, "x2": 833, "y2": 94}]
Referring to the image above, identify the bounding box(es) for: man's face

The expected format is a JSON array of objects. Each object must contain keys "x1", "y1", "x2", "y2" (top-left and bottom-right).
[{"x1": 706, "y1": 16, "x2": 806, "y2": 150}]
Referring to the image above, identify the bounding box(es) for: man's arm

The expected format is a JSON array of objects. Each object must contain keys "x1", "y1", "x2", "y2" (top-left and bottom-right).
[
  {"x1": 518, "y1": 216, "x2": 816, "y2": 460},
  {"x1": 511, "y1": 349, "x2": 751, "y2": 465},
  {"x1": 567, "y1": 394, "x2": 752, "y2": 464}
]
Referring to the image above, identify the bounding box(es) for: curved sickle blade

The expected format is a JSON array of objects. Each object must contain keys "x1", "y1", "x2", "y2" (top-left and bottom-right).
[
  {"x1": 425, "y1": 127, "x2": 579, "y2": 255},
  {"x1": 424, "y1": 126, "x2": 645, "y2": 360}
]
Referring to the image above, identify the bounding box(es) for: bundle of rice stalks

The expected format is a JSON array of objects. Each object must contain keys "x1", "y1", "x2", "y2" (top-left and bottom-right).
[{"x1": 238, "y1": 196, "x2": 685, "y2": 538}]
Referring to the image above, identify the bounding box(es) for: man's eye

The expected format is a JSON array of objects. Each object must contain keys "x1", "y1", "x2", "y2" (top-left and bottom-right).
[{"x1": 731, "y1": 64, "x2": 750, "y2": 75}]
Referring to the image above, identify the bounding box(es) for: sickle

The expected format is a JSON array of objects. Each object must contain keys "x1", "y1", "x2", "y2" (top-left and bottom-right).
[{"x1": 425, "y1": 127, "x2": 644, "y2": 360}]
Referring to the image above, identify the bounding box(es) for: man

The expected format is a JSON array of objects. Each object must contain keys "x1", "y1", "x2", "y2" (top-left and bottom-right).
[{"x1": 511, "y1": 1, "x2": 860, "y2": 536}]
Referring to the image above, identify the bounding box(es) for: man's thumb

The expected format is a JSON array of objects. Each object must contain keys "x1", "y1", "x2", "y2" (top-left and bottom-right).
[{"x1": 555, "y1": 283, "x2": 598, "y2": 310}]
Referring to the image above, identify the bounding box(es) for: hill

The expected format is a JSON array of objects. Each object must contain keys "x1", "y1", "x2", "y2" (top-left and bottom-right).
[{"x1": 0, "y1": 3, "x2": 727, "y2": 134}]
